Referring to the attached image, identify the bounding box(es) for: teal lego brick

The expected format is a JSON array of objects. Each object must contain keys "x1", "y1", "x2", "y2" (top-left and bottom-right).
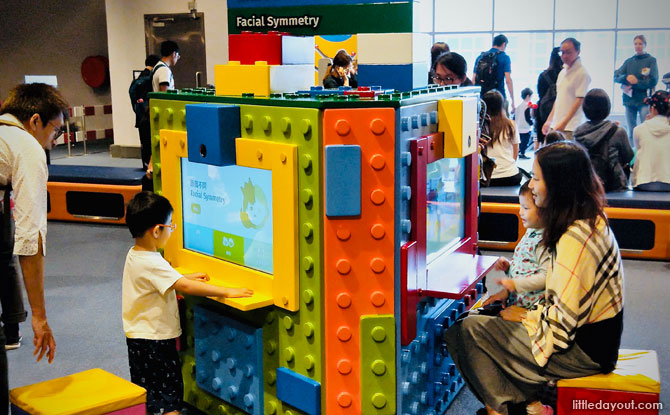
[
  {"x1": 239, "y1": 104, "x2": 324, "y2": 385},
  {"x1": 325, "y1": 145, "x2": 361, "y2": 217},
  {"x1": 360, "y1": 315, "x2": 396, "y2": 415},
  {"x1": 228, "y1": 3, "x2": 413, "y2": 35}
]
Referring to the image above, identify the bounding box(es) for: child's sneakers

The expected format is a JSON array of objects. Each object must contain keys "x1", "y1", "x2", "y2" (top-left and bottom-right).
[{"x1": 5, "y1": 335, "x2": 22, "y2": 351}]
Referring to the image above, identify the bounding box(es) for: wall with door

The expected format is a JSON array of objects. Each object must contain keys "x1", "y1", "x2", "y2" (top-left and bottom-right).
[
  {"x1": 0, "y1": 0, "x2": 110, "y2": 107},
  {"x1": 105, "y1": 0, "x2": 228, "y2": 149}
]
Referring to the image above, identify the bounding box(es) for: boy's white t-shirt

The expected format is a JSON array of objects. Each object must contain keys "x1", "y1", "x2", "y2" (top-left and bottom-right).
[
  {"x1": 122, "y1": 248, "x2": 183, "y2": 339},
  {"x1": 514, "y1": 102, "x2": 532, "y2": 134}
]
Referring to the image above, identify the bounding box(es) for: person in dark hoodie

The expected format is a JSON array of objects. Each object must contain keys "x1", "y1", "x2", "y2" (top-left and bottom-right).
[
  {"x1": 575, "y1": 89, "x2": 634, "y2": 192},
  {"x1": 614, "y1": 35, "x2": 659, "y2": 147}
]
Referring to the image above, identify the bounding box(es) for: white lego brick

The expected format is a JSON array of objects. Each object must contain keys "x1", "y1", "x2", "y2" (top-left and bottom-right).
[
  {"x1": 282, "y1": 36, "x2": 315, "y2": 65},
  {"x1": 270, "y1": 64, "x2": 314, "y2": 94},
  {"x1": 357, "y1": 33, "x2": 431, "y2": 65}
]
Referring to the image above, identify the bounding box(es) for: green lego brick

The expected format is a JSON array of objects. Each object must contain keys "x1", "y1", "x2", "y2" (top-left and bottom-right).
[
  {"x1": 149, "y1": 98, "x2": 195, "y2": 194},
  {"x1": 360, "y1": 315, "x2": 396, "y2": 415},
  {"x1": 239, "y1": 104, "x2": 324, "y2": 385},
  {"x1": 228, "y1": 3, "x2": 413, "y2": 35},
  {"x1": 148, "y1": 85, "x2": 480, "y2": 111}
]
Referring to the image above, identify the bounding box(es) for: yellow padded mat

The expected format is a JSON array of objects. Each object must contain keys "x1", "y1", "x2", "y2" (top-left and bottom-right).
[
  {"x1": 557, "y1": 349, "x2": 660, "y2": 394},
  {"x1": 10, "y1": 368, "x2": 146, "y2": 415}
]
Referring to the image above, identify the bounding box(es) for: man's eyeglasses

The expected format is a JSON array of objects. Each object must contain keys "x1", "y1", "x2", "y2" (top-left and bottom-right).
[
  {"x1": 432, "y1": 74, "x2": 456, "y2": 85},
  {"x1": 47, "y1": 121, "x2": 65, "y2": 140},
  {"x1": 157, "y1": 222, "x2": 176, "y2": 231}
]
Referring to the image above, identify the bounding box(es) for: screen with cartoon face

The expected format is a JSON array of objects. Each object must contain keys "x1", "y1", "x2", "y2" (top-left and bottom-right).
[
  {"x1": 181, "y1": 159, "x2": 273, "y2": 274},
  {"x1": 426, "y1": 157, "x2": 466, "y2": 263}
]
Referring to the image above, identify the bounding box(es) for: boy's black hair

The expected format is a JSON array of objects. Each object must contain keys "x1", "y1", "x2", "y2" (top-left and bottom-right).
[
  {"x1": 544, "y1": 130, "x2": 565, "y2": 145},
  {"x1": 160, "y1": 40, "x2": 179, "y2": 58},
  {"x1": 519, "y1": 180, "x2": 532, "y2": 197},
  {"x1": 126, "y1": 191, "x2": 173, "y2": 238},
  {"x1": 493, "y1": 34, "x2": 508, "y2": 47},
  {"x1": 521, "y1": 87, "x2": 533, "y2": 100},
  {"x1": 583, "y1": 88, "x2": 611, "y2": 123},
  {"x1": 145, "y1": 54, "x2": 161, "y2": 67}
]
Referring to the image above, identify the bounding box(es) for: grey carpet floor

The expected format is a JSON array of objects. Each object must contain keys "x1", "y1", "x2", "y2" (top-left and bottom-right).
[{"x1": 6, "y1": 222, "x2": 669, "y2": 413}]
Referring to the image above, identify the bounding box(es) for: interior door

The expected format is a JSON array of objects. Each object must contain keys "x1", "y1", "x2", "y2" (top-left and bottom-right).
[{"x1": 145, "y1": 13, "x2": 207, "y2": 89}]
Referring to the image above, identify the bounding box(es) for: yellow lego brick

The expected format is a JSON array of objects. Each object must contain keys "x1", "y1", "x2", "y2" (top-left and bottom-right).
[
  {"x1": 236, "y1": 138, "x2": 299, "y2": 311},
  {"x1": 10, "y1": 368, "x2": 146, "y2": 415},
  {"x1": 438, "y1": 96, "x2": 478, "y2": 158},
  {"x1": 160, "y1": 129, "x2": 275, "y2": 312},
  {"x1": 557, "y1": 349, "x2": 660, "y2": 394},
  {"x1": 215, "y1": 61, "x2": 271, "y2": 96}
]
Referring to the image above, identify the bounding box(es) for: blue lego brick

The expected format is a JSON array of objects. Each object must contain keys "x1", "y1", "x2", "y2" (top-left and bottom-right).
[
  {"x1": 357, "y1": 62, "x2": 429, "y2": 92},
  {"x1": 185, "y1": 104, "x2": 240, "y2": 166},
  {"x1": 276, "y1": 367, "x2": 321, "y2": 415},
  {"x1": 194, "y1": 305, "x2": 263, "y2": 415},
  {"x1": 324, "y1": 145, "x2": 361, "y2": 217},
  {"x1": 297, "y1": 86, "x2": 351, "y2": 97}
]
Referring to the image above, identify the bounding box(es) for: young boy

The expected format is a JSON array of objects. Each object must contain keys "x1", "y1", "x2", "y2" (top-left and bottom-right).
[
  {"x1": 484, "y1": 181, "x2": 549, "y2": 308},
  {"x1": 123, "y1": 191, "x2": 252, "y2": 415},
  {"x1": 515, "y1": 88, "x2": 535, "y2": 159}
]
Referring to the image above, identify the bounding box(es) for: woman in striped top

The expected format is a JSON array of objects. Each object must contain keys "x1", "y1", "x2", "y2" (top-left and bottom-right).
[{"x1": 444, "y1": 141, "x2": 624, "y2": 415}]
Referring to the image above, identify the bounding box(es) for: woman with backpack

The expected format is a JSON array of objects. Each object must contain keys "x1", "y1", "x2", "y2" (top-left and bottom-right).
[
  {"x1": 481, "y1": 90, "x2": 523, "y2": 186},
  {"x1": 534, "y1": 48, "x2": 562, "y2": 148},
  {"x1": 632, "y1": 91, "x2": 670, "y2": 191}
]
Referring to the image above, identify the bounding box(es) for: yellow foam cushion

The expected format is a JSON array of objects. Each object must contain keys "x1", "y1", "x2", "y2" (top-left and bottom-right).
[
  {"x1": 10, "y1": 368, "x2": 146, "y2": 415},
  {"x1": 557, "y1": 349, "x2": 660, "y2": 394}
]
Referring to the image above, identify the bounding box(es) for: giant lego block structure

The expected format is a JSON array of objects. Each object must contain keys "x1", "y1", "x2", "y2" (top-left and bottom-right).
[{"x1": 144, "y1": 1, "x2": 503, "y2": 415}]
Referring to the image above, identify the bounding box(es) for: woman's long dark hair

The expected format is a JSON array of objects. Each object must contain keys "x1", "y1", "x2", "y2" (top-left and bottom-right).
[
  {"x1": 482, "y1": 90, "x2": 515, "y2": 146},
  {"x1": 535, "y1": 141, "x2": 608, "y2": 252},
  {"x1": 547, "y1": 46, "x2": 562, "y2": 72}
]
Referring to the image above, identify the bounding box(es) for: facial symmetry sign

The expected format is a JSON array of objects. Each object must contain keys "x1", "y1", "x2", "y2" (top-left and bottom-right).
[{"x1": 235, "y1": 14, "x2": 321, "y2": 30}]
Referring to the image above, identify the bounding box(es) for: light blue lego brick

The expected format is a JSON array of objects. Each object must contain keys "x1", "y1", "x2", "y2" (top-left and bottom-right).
[
  {"x1": 276, "y1": 367, "x2": 321, "y2": 415},
  {"x1": 357, "y1": 62, "x2": 429, "y2": 92},
  {"x1": 229, "y1": 0, "x2": 386, "y2": 7},
  {"x1": 194, "y1": 305, "x2": 263, "y2": 415},
  {"x1": 325, "y1": 144, "x2": 361, "y2": 217},
  {"x1": 185, "y1": 104, "x2": 240, "y2": 166},
  {"x1": 297, "y1": 86, "x2": 351, "y2": 97},
  {"x1": 282, "y1": 36, "x2": 315, "y2": 65}
]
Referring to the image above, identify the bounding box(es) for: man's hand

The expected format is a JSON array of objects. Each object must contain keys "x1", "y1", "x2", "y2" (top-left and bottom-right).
[
  {"x1": 32, "y1": 315, "x2": 56, "y2": 363},
  {"x1": 626, "y1": 74, "x2": 638, "y2": 85},
  {"x1": 500, "y1": 305, "x2": 527, "y2": 322},
  {"x1": 542, "y1": 121, "x2": 551, "y2": 135}
]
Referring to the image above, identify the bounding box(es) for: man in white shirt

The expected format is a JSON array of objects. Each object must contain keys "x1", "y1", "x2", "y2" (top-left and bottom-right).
[
  {"x1": 0, "y1": 83, "x2": 68, "y2": 411},
  {"x1": 152, "y1": 40, "x2": 180, "y2": 92},
  {"x1": 542, "y1": 38, "x2": 591, "y2": 141}
]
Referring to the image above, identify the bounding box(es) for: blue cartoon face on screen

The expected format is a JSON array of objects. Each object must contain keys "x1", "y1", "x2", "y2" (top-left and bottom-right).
[{"x1": 181, "y1": 159, "x2": 273, "y2": 274}]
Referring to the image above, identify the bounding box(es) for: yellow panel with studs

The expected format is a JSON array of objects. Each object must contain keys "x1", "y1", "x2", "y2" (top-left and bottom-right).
[
  {"x1": 215, "y1": 61, "x2": 271, "y2": 97},
  {"x1": 159, "y1": 129, "x2": 275, "y2": 311},
  {"x1": 235, "y1": 138, "x2": 299, "y2": 311},
  {"x1": 438, "y1": 96, "x2": 478, "y2": 158}
]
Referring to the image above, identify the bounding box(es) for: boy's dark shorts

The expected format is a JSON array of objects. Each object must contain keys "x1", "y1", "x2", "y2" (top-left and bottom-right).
[{"x1": 126, "y1": 337, "x2": 183, "y2": 414}]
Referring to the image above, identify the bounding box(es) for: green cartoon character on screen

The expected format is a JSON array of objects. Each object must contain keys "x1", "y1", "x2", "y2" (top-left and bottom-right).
[{"x1": 240, "y1": 178, "x2": 272, "y2": 272}]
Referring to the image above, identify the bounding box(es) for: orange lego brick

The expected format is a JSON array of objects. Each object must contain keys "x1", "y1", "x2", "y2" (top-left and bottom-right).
[{"x1": 322, "y1": 108, "x2": 396, "y2": 415}]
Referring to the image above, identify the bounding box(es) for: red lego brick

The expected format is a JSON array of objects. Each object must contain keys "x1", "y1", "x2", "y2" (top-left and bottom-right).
[{"x1": 229, "y1": 31, "x2": 283, "y2": 65}]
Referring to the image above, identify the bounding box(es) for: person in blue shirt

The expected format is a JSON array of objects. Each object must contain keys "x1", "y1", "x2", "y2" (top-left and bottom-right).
[{"x1": 474, "y1": 34, "x2": 515, "y2": 112}]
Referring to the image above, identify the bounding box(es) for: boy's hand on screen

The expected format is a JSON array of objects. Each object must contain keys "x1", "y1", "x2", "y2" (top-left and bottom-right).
[
  {"x1": 225, "y1": 287, "x2": 254, "y2": 298},
  {"x1": 493, "y1": 257, "x2": 510, "y2": 272},
  {"x1": 185, "y1": 272, "x2": 209, "y2": 281},
  {"x1": 482, "y1": 289, "x2": 508, "y2": 307}
]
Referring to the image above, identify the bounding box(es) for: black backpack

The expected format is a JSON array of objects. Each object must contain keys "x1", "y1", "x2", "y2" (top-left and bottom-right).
[
  {"x1": 128, "y1": 63, "x2": 164, "y2": 119},
  {"x1": 587, "y1": 124, "x2": 619, "y2": 192},
  {"x1": 475, "y1": 50, "x2": 502, "y2": 95}
]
